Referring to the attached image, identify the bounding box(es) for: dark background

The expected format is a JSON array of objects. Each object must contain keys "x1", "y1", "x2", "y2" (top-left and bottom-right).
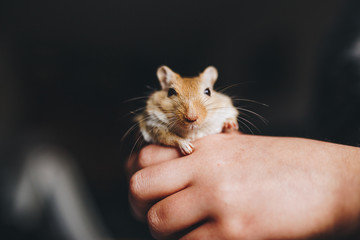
[{"x1": 1, "y1": 0, "x2": 360, "y2": 239}]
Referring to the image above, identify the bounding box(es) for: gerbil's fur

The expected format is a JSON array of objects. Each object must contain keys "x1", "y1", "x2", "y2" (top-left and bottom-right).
[{"x1": 136, "y1": 66, "x2": 239, "y2": 155}]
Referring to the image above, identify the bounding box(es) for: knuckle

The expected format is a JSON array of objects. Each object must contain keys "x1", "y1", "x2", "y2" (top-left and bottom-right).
[
  {"x1": 129, "y1": 171, "x2": 145, "y2": 201},
  {"x1": 147, "y1": 206, "x2": 164, "y2": 238},
  {"x1": 219, "y1": 220, "x2": 246, "y2": 240},
  {"x1": 138, "y1": 146, "x2": 153, "y2": 168},
  {"x1": 211, "y1": 182, "x2": 232, "y2": 205},
  {"x1": 125, "y1": 153, "x2": 137, "y2": 176},
  {"x1": 148, "y1": 200, "x2": 176, "y2": 239}
]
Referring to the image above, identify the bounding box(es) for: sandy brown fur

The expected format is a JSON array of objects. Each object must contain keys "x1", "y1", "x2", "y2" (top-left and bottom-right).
[{"x1": 137, "y1": 66, "x2": 239, "y2": 155}]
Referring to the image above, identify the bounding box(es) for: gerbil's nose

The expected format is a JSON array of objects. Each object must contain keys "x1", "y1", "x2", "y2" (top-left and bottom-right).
[{"x1": 185, "y1": 115, "x2": 198, "y2": 123}]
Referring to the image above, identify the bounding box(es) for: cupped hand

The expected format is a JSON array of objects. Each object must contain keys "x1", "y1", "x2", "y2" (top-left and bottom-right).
[{"x1": 127, "y1": 132, "x2": 360, "y2": 239}]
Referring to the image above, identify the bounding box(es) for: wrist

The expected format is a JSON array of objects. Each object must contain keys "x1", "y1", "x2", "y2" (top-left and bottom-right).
[{"x1": 332, "y1": 145, "x2": 360, "y2": 236}]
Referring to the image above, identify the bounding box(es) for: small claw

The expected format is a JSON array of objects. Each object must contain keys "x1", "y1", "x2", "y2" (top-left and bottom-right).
[
  {"x1": 223, "y1": 119, "x2": 239, "y2": 132},
  {"x1": 179, "y1": 140, "x2": 194, "y2": 155}
]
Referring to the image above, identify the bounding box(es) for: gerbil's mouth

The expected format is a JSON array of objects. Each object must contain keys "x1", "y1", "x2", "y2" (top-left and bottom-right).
[
  {"x1": 188, "y1": 124, "x2": 199, "y2": 130},
  {"x1": 175, "y1": 113, "x2": 202, "y2": 130},
  {"x1": 181, "y1": 122, "x2": 200, "y2": 130}
]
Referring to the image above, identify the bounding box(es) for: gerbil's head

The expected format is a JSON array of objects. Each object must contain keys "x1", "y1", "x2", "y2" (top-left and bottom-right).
[{"x1": 156, "y1": 65, "x2": 218, "y2": 130}]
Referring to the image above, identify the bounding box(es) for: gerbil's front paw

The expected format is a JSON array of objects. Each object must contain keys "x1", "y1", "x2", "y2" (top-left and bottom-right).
[
  {"x1": 178, "y1": 140, "x2": 194, "y2": 155},
  {"x1": 222, "y1": 119, "x2": 239, "y2": 132}
]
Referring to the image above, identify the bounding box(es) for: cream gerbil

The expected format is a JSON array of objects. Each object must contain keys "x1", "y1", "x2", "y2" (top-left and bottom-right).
[{"x1": 136, "y1": 65, "x2": 239, "y2": 155}]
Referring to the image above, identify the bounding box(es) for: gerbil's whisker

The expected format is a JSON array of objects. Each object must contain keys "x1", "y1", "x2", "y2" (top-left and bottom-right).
[
  {"x1": 238, "y1": 118, "x2": 254, "y2": 134},
  {"x1": 232, "y1": 98, "x2": 269, "y2": 107},
  {"x1": 129, "y1": 134, "x2": 144, "y2": 159},
  {"x1": 236, "y1": 121, "x2": 246, "y2": 133},
  {"x1": 122, "y1": 96, "x2": 149, "y2": 103},
  {"x1": 121, "y1": 122, "x2": 139, "y2": 142},
  {"x1": 206, "y1": 106, "x2": 237, "y2": 112},
  {"x1": 121, "y1": 114, "x2": 154, "y2": 142},
  {"x1": 145, "y1": 85, "x2": 157, "y2": 91},
  {"x1": 216, "y1": 82, "x2": 251, "y2": 93},
  {"x1": 124, "y1": 107, "x2": 147, "y2": 117},
  {"x1": 238, "y1": 116, "x2": 260, "y2": 133},
  {"x1": 237, "y1": 111, "x2": 257, "y2": 123},
  {"x1": 236, "y1": 107, "x2": 268, "y2": 125},
  {"x1": 168, "y1": 120, "x2": 177, "y2": 132}
]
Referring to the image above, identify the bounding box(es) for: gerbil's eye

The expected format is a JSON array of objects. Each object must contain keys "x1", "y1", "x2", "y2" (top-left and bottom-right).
[
  {"x1": 167, "y1": 88, "x2": 177, "y2": 97},
  {"x1": 204, "y1": 88, "x2": 211, "y2": 96}
]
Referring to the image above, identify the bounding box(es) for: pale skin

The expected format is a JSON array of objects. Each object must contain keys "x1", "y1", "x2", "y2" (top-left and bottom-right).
[{"x1": 127, "y1": 132, "x2": 360, "y2": 239}]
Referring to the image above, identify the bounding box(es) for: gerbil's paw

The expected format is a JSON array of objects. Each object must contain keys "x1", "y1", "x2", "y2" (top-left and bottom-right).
[
  {"x1": 178, "y1": 140, "x2": 194, "y2": 155},
  {"x1": 222, "y1": 119, "x2": 239, "y2": 132}
]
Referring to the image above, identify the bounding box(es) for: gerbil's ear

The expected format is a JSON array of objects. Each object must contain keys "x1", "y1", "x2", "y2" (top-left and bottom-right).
[
  {"x1": 201, "y1": 66, "x2": 218, "y2": 86},
  {"x1": 157, "y1": 65, "x2": 176, "y2": 90}
]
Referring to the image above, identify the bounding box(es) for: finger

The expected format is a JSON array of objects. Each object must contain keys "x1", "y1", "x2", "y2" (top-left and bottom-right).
[
  {"x1": 137, "y1": 144, "x2": 182, "y2": 169},
  {"x1": 129, "y1": 156, "x2": 193, "y2": 219},
  {"x1": 147, "y1": 188, "x2": 209, "y2": 240},
  {"x1": 126, "y1": 143, "x2": 181, "y2": 180},
  {"x1": 125, "y1": 153, "x2": 138, "y2": 180}
]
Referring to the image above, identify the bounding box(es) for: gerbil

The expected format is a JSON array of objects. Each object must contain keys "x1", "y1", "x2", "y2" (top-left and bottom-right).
[{"x1": 136, "y1": 66, "x2": 239, "y2": 155}]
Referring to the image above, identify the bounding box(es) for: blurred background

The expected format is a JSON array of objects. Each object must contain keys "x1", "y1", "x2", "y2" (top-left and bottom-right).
[{"x1": 1, "y1": 0, "x2": 360, "y2": 239}]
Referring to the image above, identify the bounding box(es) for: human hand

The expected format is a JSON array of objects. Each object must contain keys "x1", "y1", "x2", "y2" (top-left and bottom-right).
[{"x1": 127, "y1": 132, "x2": 360, "y2": 239}]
